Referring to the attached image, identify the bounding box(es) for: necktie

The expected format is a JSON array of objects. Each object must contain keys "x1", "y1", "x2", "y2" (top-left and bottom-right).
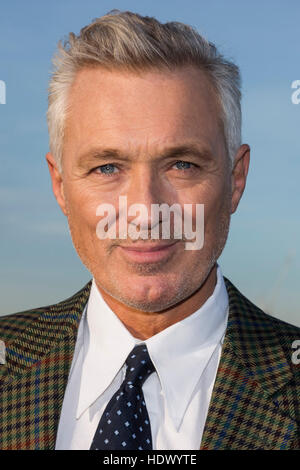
[{"x1": 90, "y1": 344, "x2": 155, "y2": 450}]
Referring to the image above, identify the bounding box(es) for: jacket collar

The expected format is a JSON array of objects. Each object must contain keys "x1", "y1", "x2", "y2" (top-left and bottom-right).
[
  {"x1": 223, "y1": 277, "x2": 293, "y2": 396},
  {"x1": 200, "y1": 277, "x2": 298, "y2": 450},
  {"x1": 2, "y1": 280, "x2": 92, "y2": 380}
]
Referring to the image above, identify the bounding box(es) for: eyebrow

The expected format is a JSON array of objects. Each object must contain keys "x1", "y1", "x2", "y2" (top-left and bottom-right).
[
  {"x1": 77, "y1": 144, "x2": 213, "y2": 168},
  {"x1": 162, "y1": 144, "x2": 213, "y2": 162},
  {"x1": 78, "y1": 148, "x2": 130, "y2": 168}
]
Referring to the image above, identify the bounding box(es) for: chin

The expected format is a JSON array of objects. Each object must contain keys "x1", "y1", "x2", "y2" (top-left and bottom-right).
[
  {"x1": 116, "y1": 277, "x2": 173, "y2": 311},
  {"x1": 112, "y1": 291, "x2": 177, "y2": 313},
  {"x1": 105, "y1": 272, "x2": 197, "y2": 313}
]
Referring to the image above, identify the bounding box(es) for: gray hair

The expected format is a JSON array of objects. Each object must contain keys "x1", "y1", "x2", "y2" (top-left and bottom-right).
[{"x1": 47, "y1": 10, "x2": 241, "y2": 170}]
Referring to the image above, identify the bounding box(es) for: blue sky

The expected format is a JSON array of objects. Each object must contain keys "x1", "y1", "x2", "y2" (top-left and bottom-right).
[{"x1": 0, "y1": 0, "x2": 299, "y2": 326}]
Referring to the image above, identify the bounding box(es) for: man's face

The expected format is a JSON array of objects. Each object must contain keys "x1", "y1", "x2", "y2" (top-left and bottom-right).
[{"x1": 48, "y1": 66, "x2": 247, "y2": 312}]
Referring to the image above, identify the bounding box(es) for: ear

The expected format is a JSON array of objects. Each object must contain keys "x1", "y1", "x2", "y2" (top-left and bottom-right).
[
  {"x1": 231, "y1": 144, "x2": 250, "y2": 214},
  {"x1": 46, "y1": 152, "x2": 67, "y2": 216}
]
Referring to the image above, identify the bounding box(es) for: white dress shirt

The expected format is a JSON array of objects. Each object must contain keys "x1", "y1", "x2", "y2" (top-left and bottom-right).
[{"x1": 55, "y1": 265, "x2": 229, "y2": 450}]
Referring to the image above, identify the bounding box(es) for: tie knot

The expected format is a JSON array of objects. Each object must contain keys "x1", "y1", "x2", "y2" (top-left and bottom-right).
[{"x1": 125, "y1": 344, "x2": 155, "y2": 388}]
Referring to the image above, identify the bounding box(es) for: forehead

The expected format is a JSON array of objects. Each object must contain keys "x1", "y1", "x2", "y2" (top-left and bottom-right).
[{"x1": 64, "y1": 65, "x2": 224, "y2": 158}]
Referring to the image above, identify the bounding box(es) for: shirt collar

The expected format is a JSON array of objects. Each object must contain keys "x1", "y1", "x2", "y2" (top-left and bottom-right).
[
  {"x1": 145, "y1": 266, "x2": 228, "y2": 429},
  {"x1": 76, "y1": 283, "x2": 136, "y2": 418},
  {"x1": 76, "y1": 265, "x2": 228, "y2": 429}
]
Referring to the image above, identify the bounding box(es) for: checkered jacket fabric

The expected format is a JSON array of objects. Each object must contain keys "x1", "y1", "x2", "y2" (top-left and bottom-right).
[{"x1": 0, "y1": 278, "x2": 299, "y2": 450}]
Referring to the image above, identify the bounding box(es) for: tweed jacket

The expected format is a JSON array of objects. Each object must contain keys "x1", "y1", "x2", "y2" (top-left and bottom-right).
[{"x1": 0, "y1": 277, "x2": 299, "y2": 450}]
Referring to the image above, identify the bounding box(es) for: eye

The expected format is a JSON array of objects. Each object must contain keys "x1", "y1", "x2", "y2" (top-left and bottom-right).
[
  {"x1": 172, "y1": 160, "x2": 196, "y2": 170},
  {"x1": 95, "y1": 163, "x2": 119, "y2": 175}
]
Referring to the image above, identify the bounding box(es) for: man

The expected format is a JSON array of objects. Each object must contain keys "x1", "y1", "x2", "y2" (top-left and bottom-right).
[{"x1": 0, "y1": 10, "x2": 299, "y2": 450}]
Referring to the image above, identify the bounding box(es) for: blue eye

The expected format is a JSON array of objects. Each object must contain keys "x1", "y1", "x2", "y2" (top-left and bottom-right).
[
  {"x1": 174, "y1": 161, "x2": 193, "y2": 170},
  {"x1": 97, "y1": 164, "x2": 118, "y2": 175}
]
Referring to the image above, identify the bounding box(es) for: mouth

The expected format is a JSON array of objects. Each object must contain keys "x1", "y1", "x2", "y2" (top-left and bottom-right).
[{"x1": 118, "y1": 240, "x2": 179, "y2": 263}]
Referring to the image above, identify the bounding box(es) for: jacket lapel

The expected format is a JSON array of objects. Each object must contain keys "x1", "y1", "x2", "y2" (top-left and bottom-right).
[
  {"x1": 0, "y1": 281, "x2": 92, "y2": 450},
  {"x1": 201, "y1": 277, "x2": 298, "y2": 450}
]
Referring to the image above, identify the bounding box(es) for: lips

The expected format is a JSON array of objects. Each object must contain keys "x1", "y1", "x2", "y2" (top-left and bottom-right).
[
  {"x1": 119, "y1": 241, "x2": 178, "y2": 251},
  {"x1": 118, "y1": 240, "x2": 179, "y2": 262}
]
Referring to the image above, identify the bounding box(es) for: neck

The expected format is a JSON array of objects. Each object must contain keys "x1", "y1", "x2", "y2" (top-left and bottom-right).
[{"x1": 96, "y1": 265, "x2": 217, "y2": 340}]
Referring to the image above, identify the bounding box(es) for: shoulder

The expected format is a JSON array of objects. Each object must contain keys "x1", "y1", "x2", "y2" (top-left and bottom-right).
[
  {"x1": 0, "y1": 280, "x2": 92, "y2": 344},
  {"x1": 224, "y1": 276, "x2": 300, "y2": 383},
  {"x1": 224, "y1": 275, "x2": 300, "y2": 335}
]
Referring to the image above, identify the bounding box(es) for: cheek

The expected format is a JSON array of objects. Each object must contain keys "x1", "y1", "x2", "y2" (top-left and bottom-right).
[
  {"x1": 200, "y1": 181, "x2": 232, "y2": 231},
  {"x1": 65, "y1": 184, "x2": 98, "y2": 226}
]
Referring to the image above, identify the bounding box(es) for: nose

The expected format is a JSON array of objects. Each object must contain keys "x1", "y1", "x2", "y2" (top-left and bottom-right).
[{"x1": 125, "y1": 165, "x2": 162, "y2": 233}]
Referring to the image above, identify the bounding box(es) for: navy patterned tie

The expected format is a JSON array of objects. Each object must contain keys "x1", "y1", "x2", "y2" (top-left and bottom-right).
[{"x1": 90, "y1": 344, "x2": 155, "y2": 450}]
